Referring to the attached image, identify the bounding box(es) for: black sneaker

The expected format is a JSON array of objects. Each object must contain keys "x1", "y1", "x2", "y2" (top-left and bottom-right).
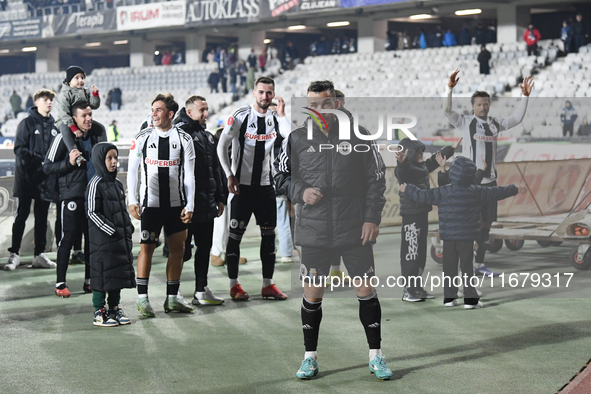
[
  {"x1": 402, "y1": 287, "x2": 424, "y2": 302},
  {"x1": 70, "y1": 251, "x2": 85, "y2": 265},
  {"x1": 415, "y1": 286, "x2": 435, "y2": 299},
  {"x1": 83, "y1": 283, "x2": 92, "y2": 294}
]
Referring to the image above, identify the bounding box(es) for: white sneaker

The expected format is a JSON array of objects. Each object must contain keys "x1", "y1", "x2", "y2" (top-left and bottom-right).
[
  {"x1": 192, "y1": 286, "x2": 224, "y2": 305},
  {"x1": 464, "y1": 301, "x2": 484, "y2": 310},
  {"x1": 32, "y1": 253, "x2": 57, "y2": 269},
  {"x1": 4, "y1": 253, "x2": 20, "y2": 271},
  {"x1": 444, "y1": 299, "x2": 458, "y2": 307},
  {"x1": 281, "y1": 255, "x2": 300, "y2": 263},
  {"x1": 457, "y1": 289, "x2": 483, "y2": 298}
]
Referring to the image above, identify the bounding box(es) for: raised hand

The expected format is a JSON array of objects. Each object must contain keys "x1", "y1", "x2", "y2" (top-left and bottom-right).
[
  {"x1": 448, "y1": 69, "x2": 460, "y2": 88},
  {"x1": 520, "y1": 76, "x2": 534, "y2": 97},
  {"x1": 452, "y1": 137, "x2": 463, "y2": 150},
  {"x1": 435, "y1": 152, "x2": 447, "y2": 167},
  {"x1": 396, "y1": 148, "x2": 409, "y2": 163},
  {"x1": 518, "y1": 186, "x2": 528, "y2": 195}
]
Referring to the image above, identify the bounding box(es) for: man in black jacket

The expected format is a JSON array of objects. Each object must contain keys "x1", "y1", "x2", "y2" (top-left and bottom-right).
[
  {"x1": 4, "y1": 89, "x2": 59, "y2": 271},
  {"x1": 174, "y1": 95, "x2": 226, "y2": 305},
  {"x1": 43, "y1": 101, "x2": 106, "y2": 297},
  {"x1": 274, "y1": 80, "x2": 393, "y2": 380}
]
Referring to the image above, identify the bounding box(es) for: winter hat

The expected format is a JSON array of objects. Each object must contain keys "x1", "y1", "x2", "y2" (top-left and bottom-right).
[{"x1": 65, "y1": 65, "x2": 85, "y2": 84}]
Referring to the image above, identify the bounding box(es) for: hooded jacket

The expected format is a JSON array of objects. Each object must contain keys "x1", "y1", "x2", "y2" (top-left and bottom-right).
[
  {"x1": 274, "y1": 110, "x2": 386, "y2": 248},
  {"x1": 13, "y1": 107, "x2": 59, "y2": 201},
  {"x1": 54, "y1": 82, "x2": 100, "y2": 128},
  {"x1": 395, "y1": 138, "x2": 454, "y2": 217},
  {"x1": 173, "y1": 108, "x2": 226, "y2": 222},
  {"x1": 43, "y1": 122, "x2": 106, "y2": 201},
  {"x1": 85, "y1": 142, "x2": 135, "y2": 292},
  {"x1": 404, "y1": 156, "x2": 518, "y2": 241}
]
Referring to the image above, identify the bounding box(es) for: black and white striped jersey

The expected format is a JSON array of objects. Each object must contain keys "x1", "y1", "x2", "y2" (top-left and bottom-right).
[
  {"x1": 445, "y1": 91, "x2": 528, "y2": 184},
  {"x1": 217, "y1": 104, "x2": 291, "y2": 186},
  {"x1": 127, "y1": 126, "x2": 195, "y2": 211}
]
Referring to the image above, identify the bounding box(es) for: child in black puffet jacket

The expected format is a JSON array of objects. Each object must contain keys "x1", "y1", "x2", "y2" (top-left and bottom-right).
[
  {"x1": 85, "y1": 142, "x2": 136, "y2": 327},
  {"x1": 400, "y1": 156, "x2": 526, "y2": 309},
  {"x1": 395, "y1": 137, "x2": 456, "y2": 302}
]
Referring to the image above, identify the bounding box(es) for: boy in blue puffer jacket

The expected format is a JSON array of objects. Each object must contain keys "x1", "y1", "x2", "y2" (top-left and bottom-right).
[{"x1": 400, "y1": 156, "x2": 526, "y2": 309}]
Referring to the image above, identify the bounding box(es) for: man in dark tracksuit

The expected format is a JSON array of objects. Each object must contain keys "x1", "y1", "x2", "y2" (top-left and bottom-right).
[
  {"x1": 174, "y1": 95, "x2": 226, "y2": 305},
  {"x1": 401, "y1": 157, "x2": 524, "y2": 309},
  {"x1": 395, "y1": 138, "x2": 454, "y2": 302},
  {"x1": 4, "y1": 89, "x2": 59, "y2": 271},
  {"x1": 43, "y1": 101, "x2": 106, "y2": 297},
  {"x1": 275, "y1": 80, "x2": 393, "y2": 381}
]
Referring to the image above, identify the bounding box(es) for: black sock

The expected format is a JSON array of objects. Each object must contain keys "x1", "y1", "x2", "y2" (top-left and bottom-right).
[
  {"x1": 475, "y1": 227, "x2": 490, "y2": 264},
  {"x1": 301, "y1": 296, "x2": 322, "y2": 352},
  {"x1": 260, "y1": 229, "x2": 276, "y2": 279},
  {"x1": 358, "y1": 291, "x2": 381, "y2": 350},
  {"x1": 167, "y1": 280, "x2": 180, "y2": 296},
  {"x1": 226, "y1": 231, "x2": 243, "y2": 280},
  {"x1": 137, "y1": 277, "x2": 148, "y2": 296}
]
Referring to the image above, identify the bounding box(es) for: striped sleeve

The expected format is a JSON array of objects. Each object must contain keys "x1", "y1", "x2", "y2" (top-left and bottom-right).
[{"x1": 87, "y1": 176, "x2": 116, "y2": 236}]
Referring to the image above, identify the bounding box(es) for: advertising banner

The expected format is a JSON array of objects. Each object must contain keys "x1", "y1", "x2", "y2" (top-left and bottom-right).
[
  {"x1": 186, "y1": 0, "x2": 260, "y2": 26},
  {"x1": 42, "y1": 10, "x2": 116, "y2": 38},
  {"x1": 0, "y1": 18, "x2": 42, "y2": 41},
  {"x1": 117, "y1": 0, "x2": 186, "y2": 31},
  {"x1": 340, "y1": 0, "x2": 411, "y2": 7}
]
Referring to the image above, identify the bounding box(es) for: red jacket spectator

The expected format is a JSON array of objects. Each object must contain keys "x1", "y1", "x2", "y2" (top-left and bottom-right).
[
  {"x1": 258, "y1": 51, "x2": 267, "y2": 72},
  {"x1": 523, "y1": 27, "x2": 541, "y2": 46},
  {"x1": 161, "y1": 51, "x2": 172, "y2": 66}
]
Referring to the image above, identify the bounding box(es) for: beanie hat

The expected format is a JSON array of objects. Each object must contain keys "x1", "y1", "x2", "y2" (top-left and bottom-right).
[{"x1": 65, "y1": 65, "x2": 85, "y2": 84}]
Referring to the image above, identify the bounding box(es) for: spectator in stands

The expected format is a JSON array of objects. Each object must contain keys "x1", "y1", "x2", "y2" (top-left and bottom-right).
[
  {"x1": 577, "y1": 117, "x2": 591, "y2": 136},
  {"x1": 207, "y1": 49, "x2": 216, "y2": 63},
  {"x1": 398, "y1": 31, "x2": 410, "y2": 50},
  {"x1": 208, "y1": 71, "x2": 219, "y2": 93},
  {"x1": 332, "y1": 37, "x2": 342, "y2": 54},
  {"x1": 523, "y1": 24, "x2": 541, "y2": 56},
  {"x1": 173, "y1": 50, "x2": 184, "y2": 65},
  {"x1": 309, "y1": 40, "x2": 317, "y2": 56},
  {"x1": 348, "y1": 37, "x2": 357, "y2": 53},
  {"x1": 0, "y1": 0, "x2": 7, "y2": 11},
  {"x1": 107, "y1": 87, "x2": 122, "y2": 111},
  {"x1": 4, "y1": 89, "x2": 59, "y2": 272},
  {"x1": 107, "y1": 120, "x2": 119, "y2": 142},
  {"x1": 25, "y1": 94, "x2": 34, "y2": 112},
  {"x1": 572, "y1": 14, "x2": 588, "y2": 53},
  {"x1": 247, "y1": 49, "x2": 257, "y2": 69},
  {"x1": 161, "y1": 51, "x2": 172, "y2": 66},
  {"x1": 478, "y1": 46, "x2": 492, "y2": 75},
  {"x1": 458, "y1": 24, "x2": 472, "y2": 46},
  {"x1": 418, "y1": 29, "x2": 427, "y2": 49},
  {"x1": 238, "y1": 60, "x2": 247, "y2": 91},
  {"x1": 562, "y1": 21, "x2": 573, "y2": 54},
  {"x1": 474, "y1": 23, "x2": 487, "y2": 45},
  {"x1": 286, "y1": 41, "x2": 300, "y2": 66},
  {"x1": 561, "y1": 100, "x2": 578, "y2": 137},
  {"x1": 486, "y1": 24, "x2": 497, "y2": 44},
  {"x1": 219, "y1": 67, "x2": 228, "y2": 93},
  {"x1": 259, "y1": 49, "x2": 267, "y2": 72},
  {"x1": 443, "y1": 29, "x2": 457, "y2": 47},
  {"x1": 433, "y1": 26, "x2": 444, "y2": 48},
  {"x1": 10, "y1": 91, "x2": 22, "y2": 116},
  {"x1": 316, "y1": 36, "x2": 329, "y2": 56},
  {"x1": 229, "y1": 64, "x2": 237, "y2": 94}
]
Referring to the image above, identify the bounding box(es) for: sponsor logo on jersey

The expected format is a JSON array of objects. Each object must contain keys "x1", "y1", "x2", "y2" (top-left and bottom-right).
[
  {"x1": 267, "y1": 119, "x2": 273, "y2": 127},
  {"x1": 148, "y1": 143, "x2": 157, "y2": 149},
  {"x1": 473, "y1": 134, "x2": 497, "y2": 143},
  {"x1": 249, "y1": 122, "x2": 256, "y2": 129},
  {"x1": 144, "y1": 157, "x2": 180, "y2": 167},
  {"x1": 245, "y1": 132, "x2": 276, "y2": 141},
  {"x1": 172, "y1": 143, "x2": 178, "y2": 150},
  {"x1": 228, "y1": 117, "x2": 234, "y2": 125}
]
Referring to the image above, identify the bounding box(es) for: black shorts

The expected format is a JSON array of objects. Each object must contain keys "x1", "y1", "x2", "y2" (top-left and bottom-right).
[
  {"x1": 480, "y1": 181, "x2": 498, "y2": 223},
  {"x1": 140, "y1": 207, "x2": 187, "y2": 244},
  {"x1": 229, "y1": 185, "x2": 276, "y2": 231},
  {"x1": 299, "y1": 244, "x2": 376, "y2": 283}
]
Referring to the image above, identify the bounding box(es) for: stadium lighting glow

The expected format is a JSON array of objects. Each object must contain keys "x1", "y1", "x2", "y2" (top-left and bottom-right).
[
  {"x1": 0, "y1": 49, "x2": 9, "y2": 54},
  {"x1": 327, "y1": 21, "x2": 350, "y2": 27},
  {"x1": 22, "y1": 47, "x2": 37, "y2": 52},
  {"x1": 114, "y1": 40, "x2": 129, "y2": 45},
  {"x1": 264, "y1": 39, "x2": 271, "y2": 44},
  {"x1": 409, "y1": 14, "x2": 432, "y2": 20},
  {"x1": 154, "y1": 50, "x2": 160, "y2": 55},
  {"x1": 288, "y1": 25, "x2": 306, "y2": 30},
  {"x1": 85, "y1": 42, "x2": 101, "y2": 47},
  {"x1": 455, "y1": 9, "x2": 482, "y2": 16}
]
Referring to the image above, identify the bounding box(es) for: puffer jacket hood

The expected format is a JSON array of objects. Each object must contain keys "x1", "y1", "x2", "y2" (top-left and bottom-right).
[
  {"x1": 449, "y1": 156, "x2": 476, "y2": 186},
  {"x1": 399, "y1": 138, "x2": 425, "y2": 163},
  {"x1": 175, "y1": 107, "x2": 203, "y2": 131},
  {"x1": 92, "y1": 142, "x2": 118, "y2": 180}
]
